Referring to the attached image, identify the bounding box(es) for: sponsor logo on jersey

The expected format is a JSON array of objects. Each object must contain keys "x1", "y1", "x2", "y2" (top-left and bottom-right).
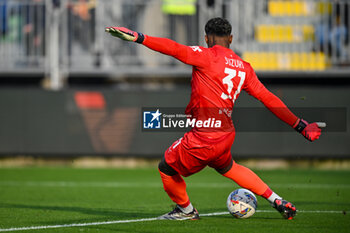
[{"x1": 190, "y1": 46, "x2": 202, "y2": 52}]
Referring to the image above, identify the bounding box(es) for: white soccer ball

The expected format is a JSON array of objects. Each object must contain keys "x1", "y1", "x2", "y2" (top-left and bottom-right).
[{"x1": 226, "y1": 188, "x2": 257, "y2": 219}]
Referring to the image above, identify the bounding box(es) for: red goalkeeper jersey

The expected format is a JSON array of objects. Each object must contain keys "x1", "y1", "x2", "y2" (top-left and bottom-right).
[{"x1": 143, "y1": 36, "x2": 298, "y2": 139}]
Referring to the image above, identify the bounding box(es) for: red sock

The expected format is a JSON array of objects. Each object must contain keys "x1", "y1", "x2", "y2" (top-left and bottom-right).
[
  {"x1": 261, "y1": 187, "x2": 273, "y2": 199},
  {"x1": 159, "y1": 170, "x2": 190, "y2": 208},
  {"x1": 222, "y1": 161, "x2": 269, "y2": 196}
]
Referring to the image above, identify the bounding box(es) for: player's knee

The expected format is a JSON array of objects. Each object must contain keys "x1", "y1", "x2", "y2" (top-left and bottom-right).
[
  {"x1": 158, "y1": 157, "x2": 178, "y2": 176},
  {"x1": 215, "y1": 159, "x2": 233, "y2": 174}
]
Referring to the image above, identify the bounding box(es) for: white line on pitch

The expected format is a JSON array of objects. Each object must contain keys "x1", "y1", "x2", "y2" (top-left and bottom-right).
[
  {"x1": 0, "y1": 210, "x2": 346, "y2": 232},
  {"x1": 0, "y1": 181, "x2": 349, "y2": 189},
  {"x1": 0, "y1": 217, "x2": 158, "y2": 232}
]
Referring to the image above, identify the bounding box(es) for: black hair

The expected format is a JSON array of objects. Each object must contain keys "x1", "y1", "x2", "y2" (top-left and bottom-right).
[{"x1": 205, "y1": 17, "x2": 232, "y2": 36}]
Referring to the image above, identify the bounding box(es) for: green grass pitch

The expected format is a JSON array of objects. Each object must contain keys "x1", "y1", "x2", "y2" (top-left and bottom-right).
[{"x1": 0, "y1": 167, "x2": 349, "y2": 233}]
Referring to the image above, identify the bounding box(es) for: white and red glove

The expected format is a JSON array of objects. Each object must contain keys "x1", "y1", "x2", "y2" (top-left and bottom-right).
[
  {"x1": 293, "y1": 119, "x2": 326, "y2": 141},
  {"x1": 105, "y1": 27, "x2": 144, "y2": 43}
]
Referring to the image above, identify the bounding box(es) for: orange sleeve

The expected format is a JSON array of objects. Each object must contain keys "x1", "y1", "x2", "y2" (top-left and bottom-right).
[
  {"x1": 142, "y1": 35, "x2": 208, "y2": 68},
  {"x1": 243, "y1": 65, "x2": 299, "y2": 127}
]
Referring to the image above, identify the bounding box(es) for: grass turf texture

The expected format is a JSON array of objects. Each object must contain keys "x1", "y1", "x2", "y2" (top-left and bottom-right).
[{"x1": 0, "y1": 167, "x2": 349, "y2": 233}]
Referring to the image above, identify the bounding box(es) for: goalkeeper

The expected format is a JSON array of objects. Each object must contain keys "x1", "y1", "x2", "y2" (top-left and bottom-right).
[{"x1": 106, "y1": 18, "x2": 324, "y2": 220}]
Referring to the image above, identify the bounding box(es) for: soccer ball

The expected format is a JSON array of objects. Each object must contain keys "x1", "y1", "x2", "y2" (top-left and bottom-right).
[{"x1": 226, "y1": 188, "x2": 257, "y2": 219}]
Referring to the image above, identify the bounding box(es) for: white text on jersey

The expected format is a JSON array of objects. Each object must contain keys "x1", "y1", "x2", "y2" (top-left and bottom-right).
[{"x1": 225, "y1": 57, "x2": 244, "y2": 69}]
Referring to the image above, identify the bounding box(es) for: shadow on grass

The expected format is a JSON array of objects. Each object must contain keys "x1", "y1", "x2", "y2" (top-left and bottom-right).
[
  {"x1": 216, "y1": 215, "x2": 282, "y2": 220},
  {"x1": 89, "y1": 225, "x2": 159, "y2": 233},
  {"x1": 0, "y1": 203, "x2": 156, "y2": 225}
]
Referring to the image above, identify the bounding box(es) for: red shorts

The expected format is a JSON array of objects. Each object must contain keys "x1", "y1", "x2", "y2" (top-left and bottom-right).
[{"x1": 164, "y1": 131, "x2": 235, "y2": 177}]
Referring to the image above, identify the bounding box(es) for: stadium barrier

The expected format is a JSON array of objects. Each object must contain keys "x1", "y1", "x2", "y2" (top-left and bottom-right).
[
  {"x1": 0, "y1": 0, "x2": 349, "y2": 89},
  {"x1": 0, "y1": 82, "x2": 348, "y2": 158}
]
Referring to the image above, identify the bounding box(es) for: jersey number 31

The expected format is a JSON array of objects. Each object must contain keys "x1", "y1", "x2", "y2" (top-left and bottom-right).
[{"x1": 221, "y1": 68, "x2": 246, "y2": 104}]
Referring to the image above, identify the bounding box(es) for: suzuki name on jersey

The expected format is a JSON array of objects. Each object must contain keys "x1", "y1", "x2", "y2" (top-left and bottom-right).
[{"x1": 225, "y1": 56, "x2": 244, "y2": 69}]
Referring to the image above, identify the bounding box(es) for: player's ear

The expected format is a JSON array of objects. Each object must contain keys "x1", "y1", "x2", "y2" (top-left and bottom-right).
[
  {"x1": 205, "y1": 35, "x2": 209, "y2": 45},
  {"x1": 229, "y1": 35, "x2": 233, "y2": 44}
]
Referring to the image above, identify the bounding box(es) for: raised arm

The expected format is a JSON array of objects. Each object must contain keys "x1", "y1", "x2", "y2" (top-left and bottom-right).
[
  {"x1": 105, "y1": 26, "x2": 207, "y2": 67},
  {"x1": 243, "y1": 66, "x2": 324, "y2": 141}
]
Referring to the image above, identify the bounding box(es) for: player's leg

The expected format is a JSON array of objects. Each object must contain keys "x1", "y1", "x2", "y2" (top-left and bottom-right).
[
  {"x1": 158, "y1": 157, "x2": 191, "y2": 209},
  {"x1": 158, "y1": 158, "x2": 199, "y2": 220},
  {"x1": 213, "y1": 154, "x2": 296, "y2": 219},
  {"x1": 218, "y1": 159, "x2": 271, "y2": 197},
  {"x1": 157, "y1": 135, "x2": 202, "y2": 220},
  {"x1": 221, "y1": 161, "x2": 296, "y2": 219}
]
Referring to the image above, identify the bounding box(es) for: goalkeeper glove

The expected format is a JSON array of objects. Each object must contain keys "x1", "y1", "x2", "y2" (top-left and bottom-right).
[
  {"x1": 105, "y1": 27, "x2": 144, "y2": 43},
  {"x1": 294, "y1": 119, "x2": 325, "y2": 142}
]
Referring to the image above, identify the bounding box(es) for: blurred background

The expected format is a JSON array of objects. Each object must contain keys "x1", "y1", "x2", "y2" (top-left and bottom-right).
[{"x1": 0, "y1": 0, "x2": 349, "y2": 165}]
